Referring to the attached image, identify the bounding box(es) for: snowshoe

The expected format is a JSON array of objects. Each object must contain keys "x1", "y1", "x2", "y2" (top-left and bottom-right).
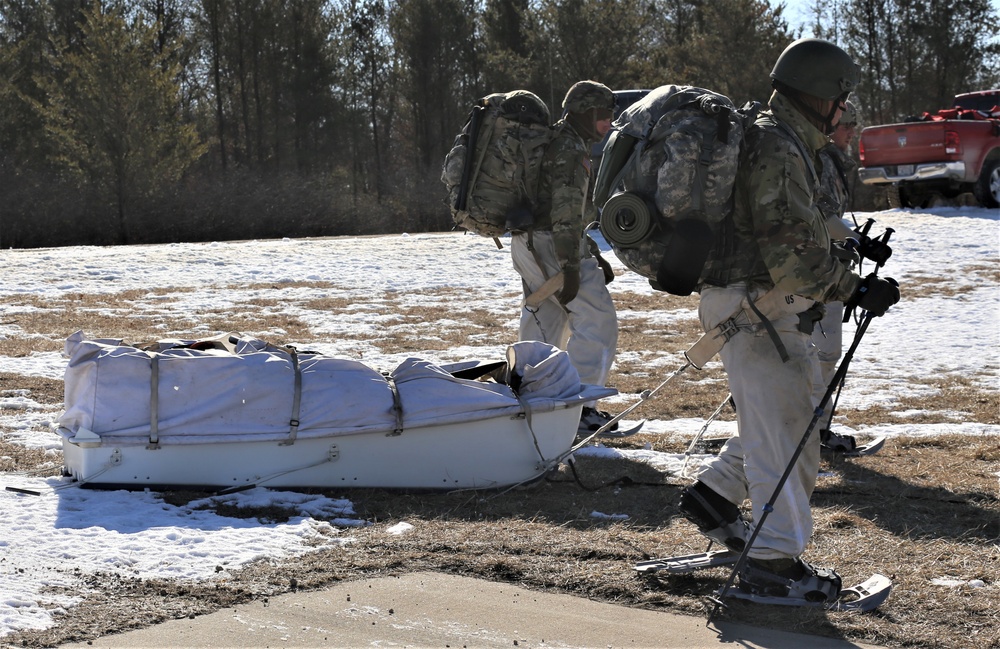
[
  {"x1": 820, "y1": 428, "x2": 858, "y2": 453},
  {"x1": 578, "y1": 407, "x2": 619, "y2": 437},
  {"x1": 737, "y1": 557, "x2": 842, "y2": 603},
  {"x1": 678, "y1": 481, "x2": 749, "y2": 552},
  {"x1": 821, "y1": 429, "x2": 886, "y2": 456},
  {"x1": 694, "y1": 436, "x2": 730, "y2": 453},
  {"x1": 634, "y1": 549, "x2": 739, "y2": 574}
]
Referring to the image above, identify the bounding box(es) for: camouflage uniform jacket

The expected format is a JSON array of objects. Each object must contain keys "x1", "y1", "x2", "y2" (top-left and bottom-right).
[
  {"x1": 706, "y1": 93, "x2": 860, "y2": 304},
  {"x1": 817, "y1": 143, "x2": 857, "y2": 240},
  {"x1": 532, "y1": 119, "x2": 593, "y2": 271}
]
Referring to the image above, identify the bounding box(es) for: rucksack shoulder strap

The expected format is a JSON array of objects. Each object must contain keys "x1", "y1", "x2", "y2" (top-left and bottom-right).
[{"x1": 753, "y1": 114, "x2": 820, "y2": 187}]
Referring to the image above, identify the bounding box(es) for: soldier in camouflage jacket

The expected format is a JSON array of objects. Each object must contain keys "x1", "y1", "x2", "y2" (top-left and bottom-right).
[
  {"x1": 679, "y1": 40, "x2": 900, "y2": 601},
  {"x1": 510, "y1": 80, "x2": 620, "y2": 434}
]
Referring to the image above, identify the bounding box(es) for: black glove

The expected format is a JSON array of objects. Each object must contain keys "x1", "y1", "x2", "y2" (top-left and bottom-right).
[
  {"x1": 857, "y1": 235, "x2": 892, "y2": 266},
  {"x1": 594, "y1": 252, "x2": 615, "y2": 284},
  {"x1": 831, "y1": 240, "x2": 860, "y2": 267},
  {"x1": 848, "y1": 274, "x2": 900, "y2": 317},
  {"x1": 558, "y1": 267, "x2": 580, "y2": 306}
]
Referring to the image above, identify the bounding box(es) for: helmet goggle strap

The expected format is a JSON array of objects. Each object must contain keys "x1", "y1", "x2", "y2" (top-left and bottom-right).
[
  {"x1": 825, "y1": 92, "x2": 852, "y2": 133},
  {"x1": 788, "y1": 93, "x2": 835, "y2": 134},
  {"x1": 777, "y1": 82, "x2": 848, "y2": 135}
]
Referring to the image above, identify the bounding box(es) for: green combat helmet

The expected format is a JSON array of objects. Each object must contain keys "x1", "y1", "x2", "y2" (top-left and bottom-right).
[
  {"x1": 770, "y1": 38, "x2": 860, "y2": 101},
  {"x1": 562, "y1": 80, "x2": 614, "y2": 143},
  {"x1": 562, "y1": 80, "x2": 615, "y2": 114}
]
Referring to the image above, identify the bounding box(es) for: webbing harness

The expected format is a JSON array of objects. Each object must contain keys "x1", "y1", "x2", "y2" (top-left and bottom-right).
[{"x1": 745, "y1": 288, "x2": 790, "y2": 363}]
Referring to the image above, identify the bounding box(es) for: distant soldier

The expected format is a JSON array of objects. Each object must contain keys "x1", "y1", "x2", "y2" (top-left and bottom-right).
[
  {"x1": 678, "y1": 39, "x2": 900, "y2": 604},
  {"x1": 814, "y1": 99, "x2": 860, "y2": 452},
  {"x1": 510, "y1": 80, "x2": 620, "y2": 436},
  {"x1": 815, "y1": 100, "x2": 892, "y2": 453}
]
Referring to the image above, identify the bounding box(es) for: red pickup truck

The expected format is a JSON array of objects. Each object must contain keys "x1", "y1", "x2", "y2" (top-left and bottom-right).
[{"x1": 858, "y1": 89, "x2": 1000, "y2": 208}]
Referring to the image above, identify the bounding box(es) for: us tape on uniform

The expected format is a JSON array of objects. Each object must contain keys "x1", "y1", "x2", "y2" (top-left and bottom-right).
[{"x1": 685, "y1": 288, "x2": 809, "y2": 369}]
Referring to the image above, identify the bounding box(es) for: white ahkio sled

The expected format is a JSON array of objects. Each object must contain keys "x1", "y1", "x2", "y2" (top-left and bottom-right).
[{"x1": 57, "y1": 332, "x2": 613, "y2": 492}]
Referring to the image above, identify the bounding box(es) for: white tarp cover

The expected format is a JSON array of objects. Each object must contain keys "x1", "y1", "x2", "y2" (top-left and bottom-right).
[{"x1": 58, "y1": 332, "x2": 611, "y2": 446}]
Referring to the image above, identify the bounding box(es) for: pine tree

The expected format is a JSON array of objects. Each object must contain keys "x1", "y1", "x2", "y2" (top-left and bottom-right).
[{"x1": 36, "y1": 3, "x2": 205, "y2": 243}]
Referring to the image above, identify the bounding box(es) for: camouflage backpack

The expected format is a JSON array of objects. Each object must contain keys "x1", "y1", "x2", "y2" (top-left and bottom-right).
[
  {"x1": 592, "y1": 85, "x2": 759, "y2": 295},
  {"x1": 442, "y1": 90, "x2": 553, "y2": 241}
]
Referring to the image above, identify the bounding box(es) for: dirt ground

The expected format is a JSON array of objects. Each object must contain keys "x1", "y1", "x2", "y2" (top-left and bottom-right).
[{"x1": 0, "y1": 285, "x2": 998, "y2": 649}]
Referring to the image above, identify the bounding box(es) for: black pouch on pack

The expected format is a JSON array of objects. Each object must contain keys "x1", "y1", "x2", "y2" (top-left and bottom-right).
[{"x1": 652, "y1": 218, "x2": 714, "y2": 296}]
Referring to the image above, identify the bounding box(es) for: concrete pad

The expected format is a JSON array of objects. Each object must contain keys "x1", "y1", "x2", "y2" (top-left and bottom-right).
[{"x1": 60, "y1": 572, "x2": 883, "y2": 648}]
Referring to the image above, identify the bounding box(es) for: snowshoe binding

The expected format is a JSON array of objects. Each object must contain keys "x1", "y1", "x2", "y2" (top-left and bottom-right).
[
  {"x1": 726, "y1": 557, "x2": 892, "y2": 611},
  {"x1": 737, "y1": 557, "x2": 842, "y2": 603},
  {"x1": 678, "y1": 481, "x2": 749, "y2": 552},
  {"x1": 820, "y1": 428, "x2": 858, "y2": 453},
  {"x1": 578, "y1": 407, "x2": 619, "y2": 437},
  {"x1": 821, "y1": 429, "x2": 886, "y2": 457}
]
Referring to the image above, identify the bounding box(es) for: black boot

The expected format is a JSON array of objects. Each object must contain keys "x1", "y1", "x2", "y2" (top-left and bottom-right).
[{"x1": 678, "y1": 481, "x2": 749, "y2": 552}]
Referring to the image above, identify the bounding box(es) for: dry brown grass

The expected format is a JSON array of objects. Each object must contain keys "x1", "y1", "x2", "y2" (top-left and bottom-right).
[
  {"x1": 1, "y1": 283, "x2": 997, "y2": 649},
  {"x1": 901, "y1": 262, "x2": 999, "y2": 300}
]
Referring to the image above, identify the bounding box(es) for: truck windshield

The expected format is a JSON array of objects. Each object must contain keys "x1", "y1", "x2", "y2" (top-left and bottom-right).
[{"x1": 954, "y1": 91, "x2": 1000, "y2": 112}]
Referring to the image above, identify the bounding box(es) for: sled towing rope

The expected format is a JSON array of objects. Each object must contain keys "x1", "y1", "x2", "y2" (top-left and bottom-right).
[{"x1": 498, "y1": 285, "x2": 809, "y2": 495}]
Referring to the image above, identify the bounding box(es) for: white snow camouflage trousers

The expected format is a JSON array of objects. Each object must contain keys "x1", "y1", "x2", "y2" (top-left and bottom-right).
[
  {"x1": 511, "y1": 231, "x2": 618, "y2": 390},
  {"x1": 812, "y1": 300, "x2": 844, "y2": 431},
  {"x1": 694, "y1": 284, "x2": 823, "y2": 561}
]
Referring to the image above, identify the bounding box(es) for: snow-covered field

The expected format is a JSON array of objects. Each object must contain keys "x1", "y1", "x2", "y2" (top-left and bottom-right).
[{"x1": 0, "y1": 206, "x2": 997, "y2": 636}]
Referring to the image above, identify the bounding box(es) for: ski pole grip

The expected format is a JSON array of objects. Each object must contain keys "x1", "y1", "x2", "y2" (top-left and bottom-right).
[{"x1": 874, "y1": 228, "x2": 894, "y2": 273}]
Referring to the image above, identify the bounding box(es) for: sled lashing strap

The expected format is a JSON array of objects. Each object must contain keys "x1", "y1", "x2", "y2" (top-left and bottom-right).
[
  {"x1": 147, "y1": 353, "x2": 160, "y2": 449},
  {"x1": 386, "y1": 375, "x2": 404, "y2": 436},
  {"x1": 281, "y1": 346, "x2": 304, "y2": 445},
  {"x1": 512, "y1": 391, "x2": 547, "y2": 465}
]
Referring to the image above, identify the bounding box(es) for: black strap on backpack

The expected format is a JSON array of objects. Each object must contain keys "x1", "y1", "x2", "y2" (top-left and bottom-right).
[{"x1": 454, "y1": 104, "x2": 486, "y2": 213}]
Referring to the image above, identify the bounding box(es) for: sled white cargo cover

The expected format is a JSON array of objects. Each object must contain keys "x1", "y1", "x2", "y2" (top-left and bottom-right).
[{"x1": 58, "y1": 332, "x2": 614, "y2": 490}]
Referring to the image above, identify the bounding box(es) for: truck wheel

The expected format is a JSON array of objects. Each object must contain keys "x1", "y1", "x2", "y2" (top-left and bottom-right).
[
  {"x1": 898, "y1": 185, "x2": 927, "y2": 208},
  {"x1": 883, "y1": 185, "x2": 902, "y2": 209},
  {"x1": 973, "y1": 157, "x2": 1000, "y2": 208}
]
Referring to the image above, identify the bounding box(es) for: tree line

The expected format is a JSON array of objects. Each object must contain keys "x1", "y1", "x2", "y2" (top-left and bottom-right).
[{"x1": 0, "y1": 0, "x2": 997, "y2": 248}]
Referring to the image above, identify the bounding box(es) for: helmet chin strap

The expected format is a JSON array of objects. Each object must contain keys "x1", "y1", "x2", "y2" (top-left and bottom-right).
[
  {"x1": 786, "y1": 93, "x2": 840, "y2": 135},
  {"x1": 566, "y1": 108, "x2": 602, "y2": 143}
]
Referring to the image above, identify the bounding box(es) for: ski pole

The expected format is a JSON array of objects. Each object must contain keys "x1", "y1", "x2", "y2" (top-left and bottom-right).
[{"x1": 846, "y1": 225, "x2": 894, "y2": 321}]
